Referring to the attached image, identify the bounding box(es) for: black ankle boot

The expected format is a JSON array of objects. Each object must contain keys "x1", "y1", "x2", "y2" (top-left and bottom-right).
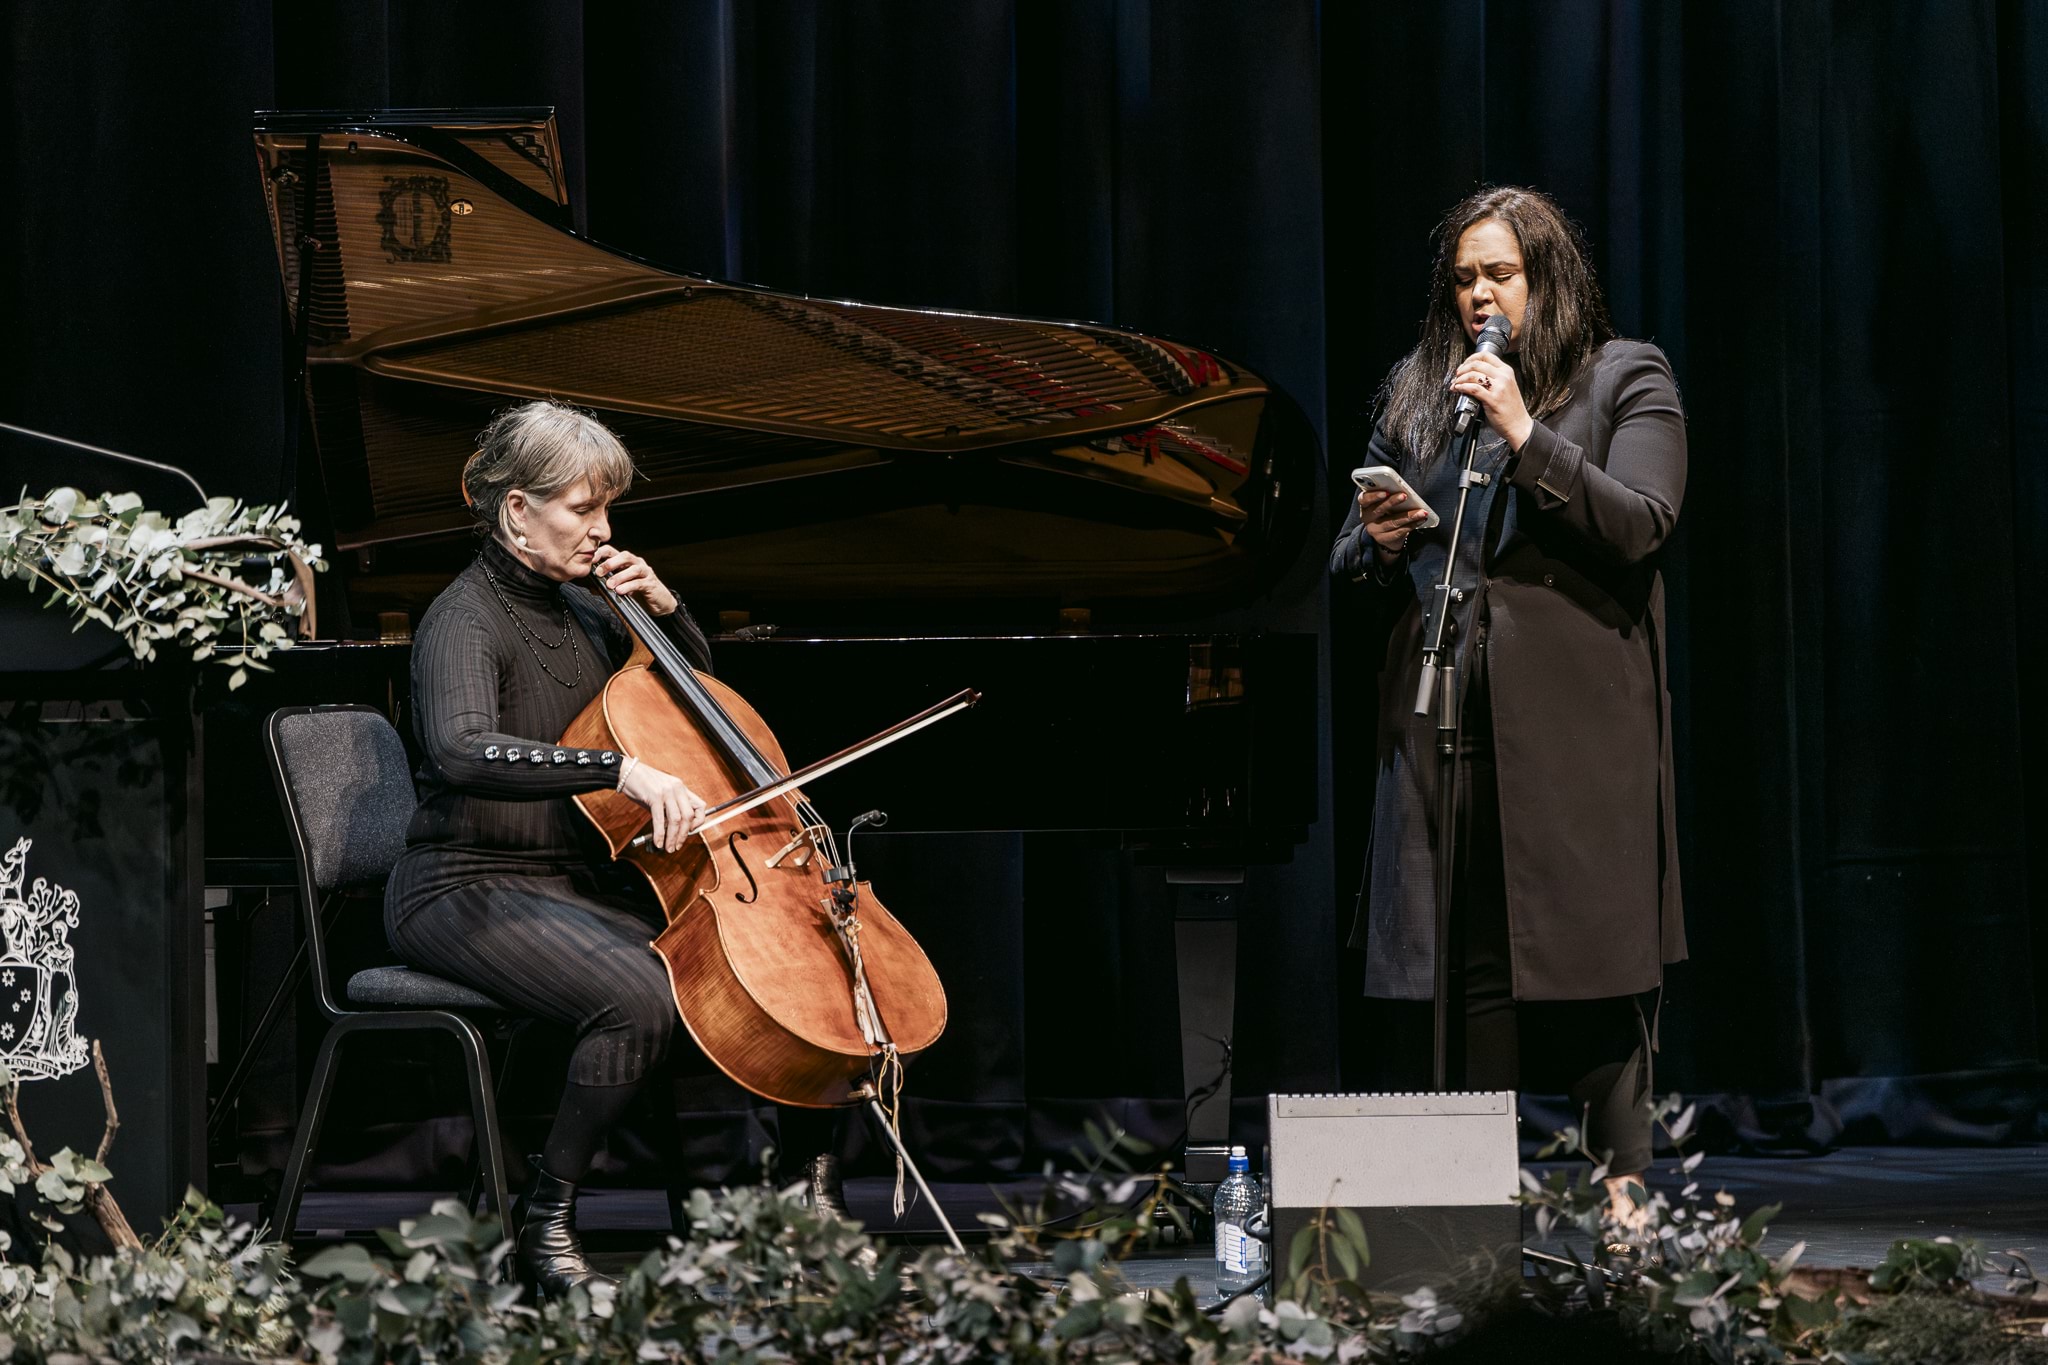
[
  {"x1": 517, "y1": 1155, "x2": 614, "y2": 1299},
  {"x1": 803, "y1": 1152, "x2": 885, "y2": 1275},
  {"x1": 803, "y1": 1152, "x2": 852, "y2": 1221}
]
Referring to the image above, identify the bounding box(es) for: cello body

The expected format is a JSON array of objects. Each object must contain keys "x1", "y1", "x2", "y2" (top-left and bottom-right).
[{"x1": 563, "y1": 607, "x2": 947, "y2": 1108}]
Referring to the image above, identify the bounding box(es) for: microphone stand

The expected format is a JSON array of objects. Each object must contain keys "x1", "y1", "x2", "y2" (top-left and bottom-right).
[{"x1": 1412, "y1": 414, "x2": 1490, "y2": 1090}]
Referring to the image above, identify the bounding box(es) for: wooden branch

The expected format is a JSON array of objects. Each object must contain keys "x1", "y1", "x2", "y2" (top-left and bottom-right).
[
  {"x1": 1, "y1": 1050, "x2": 143, "y2": 1252},
  {"x1": 179, "y1": 535, "x2": 283, "y2": 553},
  {"x1": 4, "y1": 1081, "x2": 41, "y2": 1175},
  {"x1": 87, "y1": 1184, "x2": 140, "y2": 1251},
  {"x1": 92, "y1": 1040, "x2": 119, "y2": 1166},
  {"x1": 83, "y1": 1043, "x2": 138, "y2": 1250},
  {"x1": 179, "y1": 567, "x2": 287, "y2": 611},
  {"x1": 286, "y1": 550, "x2": 318, "y2": 638}
]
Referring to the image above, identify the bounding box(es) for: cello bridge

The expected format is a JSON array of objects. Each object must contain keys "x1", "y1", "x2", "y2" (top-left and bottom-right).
[{"x1": 766, "y1": 823, "x2": 828, "y2": 868}]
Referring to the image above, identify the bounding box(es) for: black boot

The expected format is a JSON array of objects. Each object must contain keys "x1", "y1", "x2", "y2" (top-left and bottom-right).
[
  {"x1": 803, "y1": 1152, "x2": 852, "y2": 1222},
  {"x1": 803, "y1": 1151, "x2": 882, "y2": 1274},
  {"x1": 517, "y1": 1155, "x2": 614, "y2": 1299}
]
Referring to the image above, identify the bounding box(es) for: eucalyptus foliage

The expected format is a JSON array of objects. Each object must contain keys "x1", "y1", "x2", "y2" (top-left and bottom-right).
[
  {"x1": 1514, "y1": 1094, "x2": 2048, "y2": 1364},
  {"x1": 0, "y1": 488, "x2": 324, "y2": 688},
  {"x1": 0, "y1": 1100, "x2": 2027, "y2": 1361},
  {"x1": 1520, "y1": 1095, "x2": 1835, "y2": 1362}
]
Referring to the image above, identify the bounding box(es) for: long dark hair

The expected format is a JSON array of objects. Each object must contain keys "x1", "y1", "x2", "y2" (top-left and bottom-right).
[{"x1": 1379, "y1": 186, "x2": 1615, "y2": 466}]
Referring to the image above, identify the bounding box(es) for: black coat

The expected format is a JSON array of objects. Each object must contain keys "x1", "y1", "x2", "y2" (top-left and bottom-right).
[{"x1": 1332, "y1": 339, "x2": 1687, "y2": 1001}]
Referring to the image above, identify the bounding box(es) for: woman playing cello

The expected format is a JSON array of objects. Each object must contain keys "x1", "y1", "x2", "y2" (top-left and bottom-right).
[{"x1": 383, "y1": 400, "x2": 845, "y2": 1296}]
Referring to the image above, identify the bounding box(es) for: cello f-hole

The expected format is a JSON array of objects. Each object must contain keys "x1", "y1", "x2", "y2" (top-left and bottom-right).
[{"x1": 727, "y1": 830, "x2": 760, "y2": 904}]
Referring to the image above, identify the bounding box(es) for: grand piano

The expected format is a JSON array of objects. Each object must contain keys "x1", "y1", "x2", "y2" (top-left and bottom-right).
[{"x1": 217, "y1": 108, "x2": 1320, "y2": 1186}]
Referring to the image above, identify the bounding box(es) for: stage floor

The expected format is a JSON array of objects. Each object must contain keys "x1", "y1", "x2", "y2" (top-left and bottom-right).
[{"x1": 253, "y1": 1144, "x2": 2048, "y2": 1295}]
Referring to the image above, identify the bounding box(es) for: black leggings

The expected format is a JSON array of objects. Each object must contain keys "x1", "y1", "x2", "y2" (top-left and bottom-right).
[
  {"x1": 1451, "y1": 631, "x2": 1653, "y2": 1175},
  {"x1": 388, "y1": 864, "x2": 840, "y2": 1180}
]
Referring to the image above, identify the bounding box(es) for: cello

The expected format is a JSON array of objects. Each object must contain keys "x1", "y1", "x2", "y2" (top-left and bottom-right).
[{"x1": 559, "y1": 576, "x2": 956, "y2": 1114}]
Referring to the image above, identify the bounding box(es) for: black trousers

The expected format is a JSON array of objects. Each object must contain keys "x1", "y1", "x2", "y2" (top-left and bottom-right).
[
  {"x1": 1446, "y1": 627, "x2": 1653, "y2": 1175},
  {"x1": 387, "y1": 861, "x2": 839, "y2": 1163}
]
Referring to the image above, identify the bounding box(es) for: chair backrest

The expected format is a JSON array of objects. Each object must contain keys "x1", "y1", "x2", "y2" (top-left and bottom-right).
[
  {"x1": 266, "y1": 705, "x2": 417, "y2": 1017},
  {"x1": 268, "y1": 705, "x2": 418, "y2": 894}
]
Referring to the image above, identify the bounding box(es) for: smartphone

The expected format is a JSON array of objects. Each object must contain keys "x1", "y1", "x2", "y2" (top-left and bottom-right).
[{"x1": 1350, "y1": 465, "x2": 1440, "y2": 530}]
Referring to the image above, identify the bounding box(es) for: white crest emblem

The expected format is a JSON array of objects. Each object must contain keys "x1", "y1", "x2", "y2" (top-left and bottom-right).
[{"x1": 0, "y1": 839, "x2": 90, "y2": 1081}]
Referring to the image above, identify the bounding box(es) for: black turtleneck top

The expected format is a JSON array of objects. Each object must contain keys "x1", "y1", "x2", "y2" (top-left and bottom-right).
[{"x1": 386, "y1": 538, "x2": 713, "y2": 912}]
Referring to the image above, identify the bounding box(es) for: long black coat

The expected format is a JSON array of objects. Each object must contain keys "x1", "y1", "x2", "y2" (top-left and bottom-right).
[{"x1": 1332, "y1": 339, "x2": 1687, "y2": 1002}]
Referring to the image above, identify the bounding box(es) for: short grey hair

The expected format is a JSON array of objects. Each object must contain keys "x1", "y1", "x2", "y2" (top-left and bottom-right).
[{"x1": 462, "y1": 401, "x2": 636, "y2": 541}]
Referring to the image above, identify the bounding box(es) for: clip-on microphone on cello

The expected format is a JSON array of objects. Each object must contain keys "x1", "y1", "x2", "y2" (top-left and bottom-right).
[{"x1": 826, "y1": 809, "x2": 888, "y2": 896}]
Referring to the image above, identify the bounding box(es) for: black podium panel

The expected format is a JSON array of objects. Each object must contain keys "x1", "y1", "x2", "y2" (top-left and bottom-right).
[{"x1": 0, "y1": 673, "x2": 204, "y2": 1225}]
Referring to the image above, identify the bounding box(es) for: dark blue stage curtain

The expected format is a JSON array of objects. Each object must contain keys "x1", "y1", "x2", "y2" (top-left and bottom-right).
[{"x1": 1, "y1": 1, "x2": 2044, "y2": 1179}]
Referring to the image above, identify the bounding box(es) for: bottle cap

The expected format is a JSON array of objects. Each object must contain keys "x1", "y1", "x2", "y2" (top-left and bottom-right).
[{"x1": 1228, "y1": 1145, "x2": 1249, "y2": 1173}]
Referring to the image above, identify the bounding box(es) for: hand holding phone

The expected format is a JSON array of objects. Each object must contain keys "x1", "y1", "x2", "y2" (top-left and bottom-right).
[{"x1": 1351, "y1": 465, "x2": 1440, "y2": 530}]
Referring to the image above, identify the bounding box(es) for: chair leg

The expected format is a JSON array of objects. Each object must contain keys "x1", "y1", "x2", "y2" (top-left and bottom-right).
[
  {"x1": 447, "y1": 1016, "x2": 511, "y2": 1232},
  {"x1": 272, "y1": 1023, "x2": 349, "y2": 1245},
  {"x1": 465, "y1": 1020, "x2": 528, "y2": 1216}
]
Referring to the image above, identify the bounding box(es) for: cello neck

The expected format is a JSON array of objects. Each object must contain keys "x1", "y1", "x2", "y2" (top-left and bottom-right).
[{"x1": 596, "y1": 575, "x2": 781, "y2": 788}]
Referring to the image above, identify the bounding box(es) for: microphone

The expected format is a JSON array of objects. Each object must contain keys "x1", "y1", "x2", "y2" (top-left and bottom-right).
[{"x1": 1452, "y1": 314, "x2": 1513, "y2": 437}]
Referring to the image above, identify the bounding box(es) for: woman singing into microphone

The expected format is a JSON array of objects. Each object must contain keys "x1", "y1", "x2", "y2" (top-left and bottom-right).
[
  {"x1": 385, "y1": 400, "x2": 847, "y2": 1296},
  {"x1": 1333, "y1": 187, "x2": 1686, "y2": 1218}
]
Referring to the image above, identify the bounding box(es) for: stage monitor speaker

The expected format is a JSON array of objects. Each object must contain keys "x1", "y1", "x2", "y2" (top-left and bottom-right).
[{"x1": 1266, "y1": 1091, "x2": 1521, "y2": 1292}]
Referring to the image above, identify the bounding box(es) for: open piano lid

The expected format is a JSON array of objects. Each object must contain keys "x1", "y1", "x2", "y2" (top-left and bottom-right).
[{"x1": 253, "y1": 109, "x2": 1316, "y2": 616}]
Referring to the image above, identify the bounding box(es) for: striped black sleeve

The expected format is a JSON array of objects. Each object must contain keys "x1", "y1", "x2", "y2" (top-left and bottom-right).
[{"x1": 411, "y1": 605, "x2": 626, "y2": 799}]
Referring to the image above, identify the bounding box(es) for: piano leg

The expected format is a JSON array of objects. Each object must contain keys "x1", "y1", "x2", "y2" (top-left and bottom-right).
[{"x1": 1170, "y1": 868, "x2": 1242, "y2": 1185}]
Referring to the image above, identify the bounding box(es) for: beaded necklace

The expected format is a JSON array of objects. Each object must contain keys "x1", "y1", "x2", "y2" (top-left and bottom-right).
[{"x1": 479, "y1": 558, "x2": 585, "y2": 689}]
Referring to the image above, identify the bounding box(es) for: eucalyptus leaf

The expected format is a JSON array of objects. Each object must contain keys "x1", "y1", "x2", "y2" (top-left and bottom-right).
[
  {"x1": 298, "y1": 1244, "x2": 382, "y2": 1285},
  {"x1": 1287, "y1": 1223, "x2": 1316, "y2": 1282},
  {"x1": 1333, "y1": 1204, "x2": 1369, "y2": 1267},
  {"x1": 1738, "y1": 1201, "x2": 1783, "y2": 1245},
  {"x1": 34, "y1": 1169, "x2": 83, "y2": 1209},
  {"x1": 1332, "y1": 1235, "x2": 1359, "y2": 1280}
]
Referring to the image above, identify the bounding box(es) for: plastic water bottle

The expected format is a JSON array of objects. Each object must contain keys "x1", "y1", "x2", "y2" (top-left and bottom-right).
[{"x1": 1212, "y1": 1145, "x2": 1265, "y2": 1296}]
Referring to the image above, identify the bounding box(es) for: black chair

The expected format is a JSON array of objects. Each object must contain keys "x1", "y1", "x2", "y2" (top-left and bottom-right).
[{"x1": 265, "y1": 703, "x2": 517, "y2": 1241}]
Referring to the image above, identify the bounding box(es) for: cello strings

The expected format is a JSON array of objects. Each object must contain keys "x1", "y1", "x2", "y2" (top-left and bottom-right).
[
  {"x1": 608, "y1": 583, "x2": 844, "y2": 863},
  {"x1": 621, "y1": 593, "x2": 827, "y2": 846},
  {"x1": 609, "y1": 586, "x2": 778, "y2": 785}
]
